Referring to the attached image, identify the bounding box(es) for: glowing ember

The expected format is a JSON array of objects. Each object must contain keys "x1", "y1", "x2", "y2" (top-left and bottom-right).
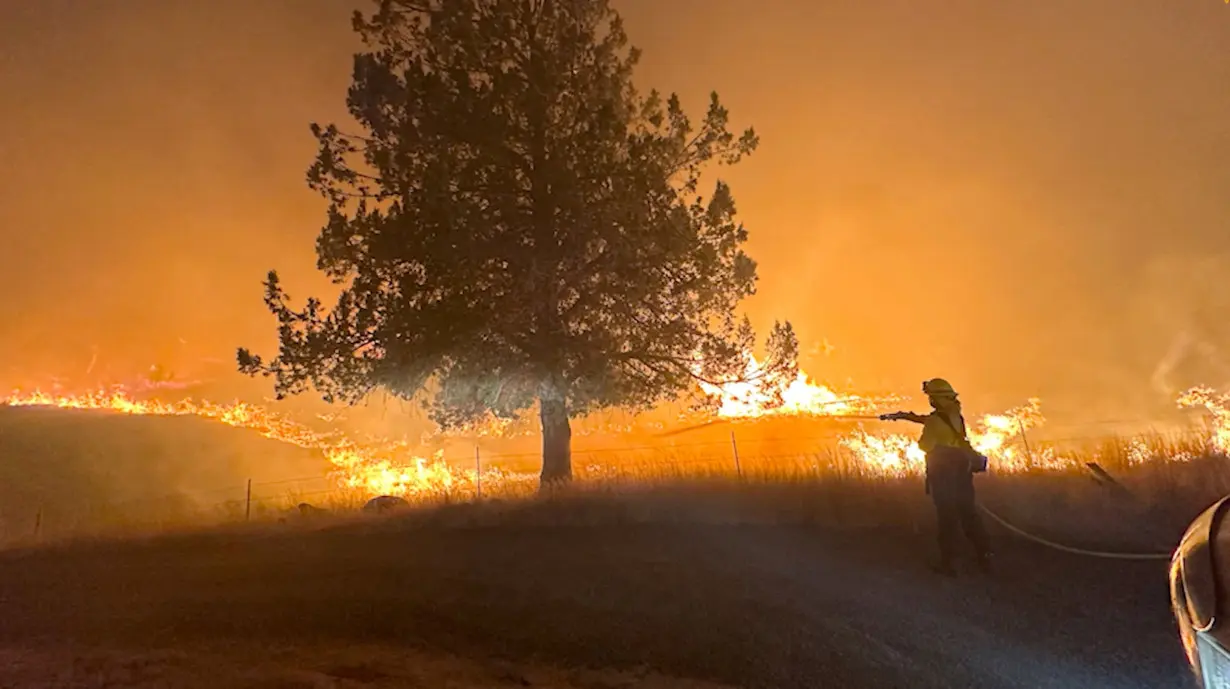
[{"x1": 697, "y1": 355, "x2": 886, "y2": 418}]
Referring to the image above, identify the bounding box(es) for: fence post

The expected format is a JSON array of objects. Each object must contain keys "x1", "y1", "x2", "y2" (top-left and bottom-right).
[
  {"x1": 475, "y1": 444, "x2": 482, "y2": 501},
  {"x1": 1017, "y1": 419, "x2": 1035, "y2": 468},
  {"x1": 245, "y1": 479, "x2": 252, "y2": 522},
  {"x1": 731, "y1": 431, "x2": 742, "y2": 478}
]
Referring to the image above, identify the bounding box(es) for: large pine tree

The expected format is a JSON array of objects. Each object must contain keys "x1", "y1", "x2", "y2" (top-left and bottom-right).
[{"x1": 238, "y1": 0, "x2": 797, "y2": 485}]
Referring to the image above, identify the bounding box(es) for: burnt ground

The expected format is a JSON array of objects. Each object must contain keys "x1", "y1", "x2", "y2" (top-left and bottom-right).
[{"x1": 0, "y1": 511, "x2": 1193, "y2": 689}]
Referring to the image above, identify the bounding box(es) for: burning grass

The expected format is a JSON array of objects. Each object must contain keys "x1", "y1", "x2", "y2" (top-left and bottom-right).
[
  {"x1": 7, "y1": 436, "x2": 1222, "y2": 559},
  {"x1": 4, "y1": 362, "x2": 1221, "y2": 497},
  {"x1": 0, "y1": 373, "x2": 1208, "y2": 689},
  {"x1": 2, "y1": 373, "x2": 1228, "y2": 551}
]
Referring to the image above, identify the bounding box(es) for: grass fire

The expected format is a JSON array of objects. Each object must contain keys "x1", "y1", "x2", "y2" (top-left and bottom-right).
[
  {"x1": 4, "y1": 366, "x2": 1223, "y2": 504},
  {"x1": 0, "y1": 0, "x2": 1226, "y2": 686}
]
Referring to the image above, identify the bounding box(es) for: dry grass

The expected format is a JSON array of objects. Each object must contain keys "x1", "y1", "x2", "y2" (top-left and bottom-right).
[
  {"x1": 228, "y1": 440, "x2": 1227, "y2": 561},
  {"x1": 5, "y1": 423, "x2": 1228, "y2": 555},
  {"x1": 0, "y1": 408, "x2": 1207, "y2": 687}
]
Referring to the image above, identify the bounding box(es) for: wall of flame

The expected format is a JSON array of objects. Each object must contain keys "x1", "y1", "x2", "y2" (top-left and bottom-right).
[{"x1": 4, "y1": 361, "x2": 1224, "y2": 499}]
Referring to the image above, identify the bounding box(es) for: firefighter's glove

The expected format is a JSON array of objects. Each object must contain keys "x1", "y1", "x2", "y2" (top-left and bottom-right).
[{"x1": 879, "y1": 411, "x2": 914, "y2": 422}]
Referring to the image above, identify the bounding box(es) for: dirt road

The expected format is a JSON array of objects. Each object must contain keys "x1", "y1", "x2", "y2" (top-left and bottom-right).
[{"x1": 0, "y1": 520, "x2": 1192, "y2": 688}]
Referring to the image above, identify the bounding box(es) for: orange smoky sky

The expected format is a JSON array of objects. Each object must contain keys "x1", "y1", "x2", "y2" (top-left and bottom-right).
[{"x1": 1, "y1": 0, "x2": 1228, "y2": 422}]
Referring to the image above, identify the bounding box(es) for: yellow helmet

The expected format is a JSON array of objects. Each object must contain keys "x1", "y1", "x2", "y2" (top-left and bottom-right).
[{"x1": 922, "y1": 378, "x2": 957, "y2": 398}]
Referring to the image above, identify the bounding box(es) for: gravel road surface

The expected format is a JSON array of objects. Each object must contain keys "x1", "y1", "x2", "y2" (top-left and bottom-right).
[{"x1": 0, "y1": 520, "x2": 1192, "y2": 688}]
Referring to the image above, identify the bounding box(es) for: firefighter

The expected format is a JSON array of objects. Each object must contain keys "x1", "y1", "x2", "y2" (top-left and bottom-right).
[{"x1": 881, "y1": 378, "x2": 991, "y2": 576}]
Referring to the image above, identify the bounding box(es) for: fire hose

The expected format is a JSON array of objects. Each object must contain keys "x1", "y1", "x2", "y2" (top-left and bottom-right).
[
  {"x1": 978, "y1": 503, "x2": 1172, "y2": 561},
  {"x1": 655, "y1": 413, "x2": 887, "y2": 438},
  {"x1": 658, "y1": 414, "x2": 1174, "y2": 560},
  {"x1": 874, "y1": 412, "x2": 1173, "y2": 560}
]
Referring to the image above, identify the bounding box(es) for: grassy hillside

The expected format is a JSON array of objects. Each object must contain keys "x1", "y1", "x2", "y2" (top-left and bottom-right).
[{"x1": 0, "y1": 406, "x2": 330, "y2": 541}]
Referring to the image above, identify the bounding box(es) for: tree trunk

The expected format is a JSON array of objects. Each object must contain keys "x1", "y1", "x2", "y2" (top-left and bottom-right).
[{"x1": 539, "y1": 397, "x2": 572, "y2": 487}]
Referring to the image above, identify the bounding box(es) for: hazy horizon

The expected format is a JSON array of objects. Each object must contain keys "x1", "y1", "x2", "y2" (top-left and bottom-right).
[{"x1": 2, "y1": 0, "x2": 1229, "y2": 425}]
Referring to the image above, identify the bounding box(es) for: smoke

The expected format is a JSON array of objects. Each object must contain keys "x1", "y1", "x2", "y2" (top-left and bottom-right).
[
  {"x1": 0, "y1": 406, "x2": 330, "y2": 538},
  {"x1": 0, "y1": 0, "x2": 1227, "y2": 429},
  {"x1": 1138, "y1": 254, "x2": 1230, "y2": 400}
]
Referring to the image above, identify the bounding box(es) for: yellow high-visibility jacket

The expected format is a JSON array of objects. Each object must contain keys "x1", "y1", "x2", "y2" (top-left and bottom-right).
[
  {"x1": 918, "y1": 410, "x2": 969, "y2": 494},
  {"x1": 918, "y1": 410, "x2": 967, "y2": 454}
]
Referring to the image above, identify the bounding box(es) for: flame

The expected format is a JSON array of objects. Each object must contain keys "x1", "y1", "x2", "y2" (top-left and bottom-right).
[
  {"x1": 839, "y1": 398, "x2": 1049, "y2": 473},
  {"x1": 838, "y1": 432, "x2": 924, "y2": 473},
  {"x1": 1178, "y1": 386, "x2": 1230, "y2": 454},
  {"x1": 969, "y1": 398, "x2": 1045, "y2": 467},
  {"x1": 8, "y1": 367, "x2": 1230, "y2": 510},
  {"x1": 332, "y1": 450, "x2": 457, "y2": 496},
  {"x1": 697, "y1": 355, "x2": 886, "y2": 418},
  {"x1": 0, "y1": 382, "x2": 1054, "y2": 493},
  {"x1": 1, "y1": 388, "x2": 460, "y2": 497}
]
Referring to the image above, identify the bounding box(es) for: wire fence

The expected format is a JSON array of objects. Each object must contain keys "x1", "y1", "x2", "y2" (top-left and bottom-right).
[{"x1": 2, "y1": 414, "x2": 1222, "y2": 546}]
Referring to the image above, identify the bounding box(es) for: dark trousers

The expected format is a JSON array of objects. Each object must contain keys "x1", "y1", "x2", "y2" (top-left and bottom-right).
[{"x1": 930, "y1": 473, "x2": 990, "y2": 564}]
